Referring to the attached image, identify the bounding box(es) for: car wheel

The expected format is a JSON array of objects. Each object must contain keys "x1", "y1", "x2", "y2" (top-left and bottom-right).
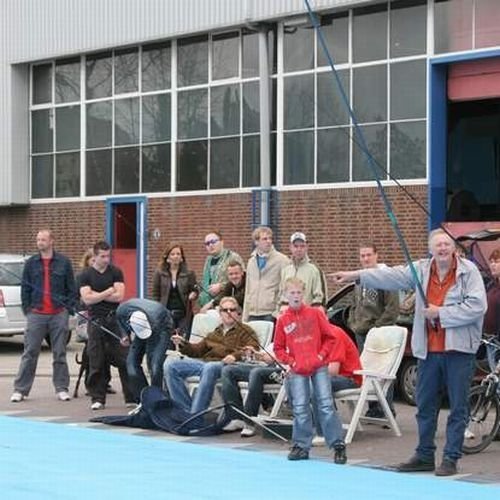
[{"x1": 398, "y1": 358, "x2": 417, "y2": 406}]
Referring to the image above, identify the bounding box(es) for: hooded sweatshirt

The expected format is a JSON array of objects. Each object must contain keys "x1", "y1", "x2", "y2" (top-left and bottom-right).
[{"x1": 274, "y1": 304, "x2": 335, "y2": 376}]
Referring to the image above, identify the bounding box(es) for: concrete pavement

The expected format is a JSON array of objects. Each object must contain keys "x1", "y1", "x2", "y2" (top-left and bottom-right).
[{"x1": 0, "y1": 335, "x2": 499, "y2": 486}]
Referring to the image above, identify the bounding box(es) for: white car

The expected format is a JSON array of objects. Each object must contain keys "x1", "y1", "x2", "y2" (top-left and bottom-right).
[
  {"x1": 0, "y1": 254, "x2": 28, "y2": 337},
  {"x1": 0, "y1": 253, "x2": 76, "y2": 340}
]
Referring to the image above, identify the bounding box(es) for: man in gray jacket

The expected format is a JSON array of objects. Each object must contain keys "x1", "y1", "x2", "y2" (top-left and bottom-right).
[{"x1": 333, "y1": 228, "x2": 487, "y2": 477}]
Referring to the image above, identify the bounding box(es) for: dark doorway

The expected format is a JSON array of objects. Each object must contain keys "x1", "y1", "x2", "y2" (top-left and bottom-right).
[
  {"x1": 447, "y1": 99, "x2": 500, "y2": 222},
  {"x1": 110, "y1": 202, "x2": 138, "y2": 300}
]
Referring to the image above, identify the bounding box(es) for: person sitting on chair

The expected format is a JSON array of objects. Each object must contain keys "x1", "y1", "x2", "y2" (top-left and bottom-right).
[
  {"x1": 220, "y1": 343, "x2": 283, "y2": 437},
  {"x1": 164, "y1": 296, "x2": 259, "y2": 415},
  {"x1": 116, "y1": 298, "x2": 174, "y2": 403}
]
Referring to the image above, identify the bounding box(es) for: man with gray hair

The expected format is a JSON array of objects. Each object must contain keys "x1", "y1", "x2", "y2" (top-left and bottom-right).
[{"x1": 333, "y1": 229, "x2": 487, "y2": 476}]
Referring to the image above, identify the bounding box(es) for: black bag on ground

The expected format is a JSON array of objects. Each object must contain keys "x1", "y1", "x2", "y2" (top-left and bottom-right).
[{"x1": 90, "y1": 386, "x2": 227, "y2": 437}]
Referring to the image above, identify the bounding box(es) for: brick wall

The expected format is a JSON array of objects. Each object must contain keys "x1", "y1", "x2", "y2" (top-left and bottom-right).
[{"x1": 0, "y1": 185, "x2": 428, "y2": 295}]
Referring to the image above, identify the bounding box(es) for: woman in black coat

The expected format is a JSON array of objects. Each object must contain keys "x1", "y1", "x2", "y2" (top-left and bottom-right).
[{"x1": 152, "y1": 242, "x2": 198, "y2": 340}]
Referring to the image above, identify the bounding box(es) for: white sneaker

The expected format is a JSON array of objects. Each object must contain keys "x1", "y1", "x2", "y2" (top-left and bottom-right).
[
  {"x1": 241, "y1": 424, "x2": 256, "y2": 437},
  {"x1": 91, "y1": 401, "x2": 105, "y2": 410},
  {"x1": 222, "y1": 419, "x2": 245, "y2": 432},
  {"x1": 57, "y1": 391, "x2": 71, "y2": 401},
  {"x1": 10, "y1": 392, "x2": 24, "y2": 403},
  {"x1": 312, "y1": 435, "x2": 326, "y2": 447}
]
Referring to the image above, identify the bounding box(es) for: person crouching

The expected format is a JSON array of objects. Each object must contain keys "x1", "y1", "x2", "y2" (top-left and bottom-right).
[{"x1": 274, "y1": 277, "x2": 347, "y2": 464}]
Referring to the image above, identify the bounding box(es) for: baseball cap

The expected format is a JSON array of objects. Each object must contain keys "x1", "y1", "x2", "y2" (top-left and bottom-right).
[
  {"x1": 129, "y1": 310, "x2": 152, "y2": 340},
  {"x1": 290, "y1": 231, "x2": 307, "y2": 243}
]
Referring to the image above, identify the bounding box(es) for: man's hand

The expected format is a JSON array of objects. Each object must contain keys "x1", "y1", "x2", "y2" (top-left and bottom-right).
[
  {"x1": 423, "y1": 304, "x2": 440, "y2": 320},
  {"x1": 330, "y1": 271, "x2": 360, "y2": 284},
  {"x1": 120, "y1": 336, "x2": 130, "y2": 347},
  {"x1": 222, "y1": 354, "x2": 236, "y2": 364},
  {"x1": 208, "y1": 283, "x2": 222, "y2": 296},
  {"x1": 171, "y1": 333, "x2": 185, "y2": 347},
  {"x1": 188, "y1": 291, "x2": 198, "y2": 301}
]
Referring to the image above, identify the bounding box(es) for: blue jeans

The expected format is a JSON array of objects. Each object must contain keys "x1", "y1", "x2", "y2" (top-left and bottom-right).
[
  {"x1": 221, "y1": 363, "x2": 281, "y2": 418},
  {"x1": 415, "y1": 352, "x2": 475, "y2": 462},
  {"x1": 314, "y1": 375, "x2": 358, "y2": 437},
  {"x1": 117, "y1": 299, "x2": 174, "y2": 401},
  {"x1": 164, "y1": 358, "x2": 223, "y2": 414},
  {"x1": 286, "y1": 366, "x2": 345, "y2": 450},
  {"x1": 126, "y1": 332, "x2": 171, "y2": 402}
]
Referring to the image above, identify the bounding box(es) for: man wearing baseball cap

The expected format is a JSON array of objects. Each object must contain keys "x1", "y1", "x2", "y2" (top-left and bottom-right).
[
  {"x1": 116, "y1": 298, "x2": 174, "y2": 403},
  {"x1": 278, "y1": 231, "x2": 327, "y2": 312}
]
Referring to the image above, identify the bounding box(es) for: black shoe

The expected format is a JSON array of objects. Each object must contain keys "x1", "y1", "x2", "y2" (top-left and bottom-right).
[
  {"x1": 288, "y1": 445, "x2": 309, "y2": 461},
  {"x1": 435, "y1": 458, "x2": 457, "y2": 477},
  {"x1": 365, "y1": 406, "x2": 396, "y2": 419},
  {"x1": 394, "y1": 455, "x2": 435, "y2": 472},
  {"x1": 333, "y1": 443, "x2": 347, "y2": 465}
]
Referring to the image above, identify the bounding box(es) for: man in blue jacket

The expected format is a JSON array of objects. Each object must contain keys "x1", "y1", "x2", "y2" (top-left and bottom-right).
[{"x1": 11, "y1": 229, "x2": 76, "y2": 403}]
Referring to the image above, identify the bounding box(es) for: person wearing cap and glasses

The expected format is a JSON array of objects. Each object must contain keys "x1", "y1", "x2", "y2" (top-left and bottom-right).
[
  {"x1": 164, "y1": 296, "x2": 259, "y2": 415},
  {"x1": 243, "y1": 226, "x2": 290, "y2": 322},
  {"x1": 198, "y1": 231, "x2": 244, "y2": 308},
  {"x1": 116, "y1": 298, "x2": 174, "y2": 404},
  {"x1": 278, "y1": 232, "x2": 327, "y2": 313}
]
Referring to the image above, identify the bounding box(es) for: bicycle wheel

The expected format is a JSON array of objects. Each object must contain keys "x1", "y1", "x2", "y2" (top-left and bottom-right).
[{"x1": 463, "y1": 385, "x2": 500, "y2": 454}]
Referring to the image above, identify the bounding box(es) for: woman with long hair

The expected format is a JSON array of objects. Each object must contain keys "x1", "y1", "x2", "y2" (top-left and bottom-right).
[{"x1": 152, "y1": 243, "x2": 197, "y2": 340}]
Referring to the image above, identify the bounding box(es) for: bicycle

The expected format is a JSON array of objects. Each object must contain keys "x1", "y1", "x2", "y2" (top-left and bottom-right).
[{"x1": 463, "y1": 338, "x2": 500, "y2": 454}]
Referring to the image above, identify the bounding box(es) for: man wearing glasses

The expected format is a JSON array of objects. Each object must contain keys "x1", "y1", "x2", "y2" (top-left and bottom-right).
[
  {"x1": 198, "y1": 231, "x2": 244, "y2": 308},
  {"x1": 163, "y1": 297, "x2": 259, "y2": 415}
]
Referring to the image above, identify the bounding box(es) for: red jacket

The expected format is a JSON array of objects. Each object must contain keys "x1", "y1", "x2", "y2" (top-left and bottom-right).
[
  {"x1": 274, "y1": 304, "x2": 336, "y2": 376},
  {"x1": 328, "y1": 326, "x2": 363, "y2": 386}
]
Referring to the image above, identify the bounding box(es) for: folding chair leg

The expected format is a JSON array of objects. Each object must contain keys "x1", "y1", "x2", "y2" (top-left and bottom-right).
[
  {"x1": 269, "y1": 385, "x2": 287, "y2": 418},
  {"x1": 373, "y1": 380, "x2": 401, "y2": 437},
  {"x1": 344, "y1": 383, "x2": 371, "y2": 444}
]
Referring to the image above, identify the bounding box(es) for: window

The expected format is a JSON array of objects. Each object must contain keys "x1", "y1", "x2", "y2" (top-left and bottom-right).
[
  {"x1": 86, "y1": 52, "x2": 112, "y2": 99},
  {"x1": 33, "y1": 64, "x2": 52, "y2": 105},
  {"x1": 390, "y1": 0, "x2": 427, "y2": 58},
  {"x1": 317, "y1": 14, "x2": 349, "y2": 66},
  {"x1": 353, "y1": 4, "x2": 388, "y2": 63},
  {"x1": 434, "y1": 0, "x2": 473, "y2": 54},
  {"x1": 353, "y1": 65, "x2": 387, "y2": 123},
  {"x1": 142, "y1": 43, "x2": 171, "y2": 92},
  {"x1": 114, "y1": 48, "x2": 138, "y2": 94},
  {"x1": 178, "y1": 35, "x2": 208, "y2": 87},
  {"x1": 212, "y1": 32, "x2": 239, "y2": 80},
  {"x1": 55, "y1": 58, "x2": 80, "y2": 103}
]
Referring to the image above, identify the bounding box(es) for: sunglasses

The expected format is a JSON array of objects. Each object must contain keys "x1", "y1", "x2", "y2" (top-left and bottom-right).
[
  {"x1": 204, "y1": 239, "x2": 220, "y2": 246},
  {"x1": 220, "y1": 307, "x2": 238, "y2": 313}
]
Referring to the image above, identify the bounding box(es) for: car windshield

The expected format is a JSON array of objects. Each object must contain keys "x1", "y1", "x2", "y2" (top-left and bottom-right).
[{"x1": 0, "y1": 262, "x2": 24, "y2": 286}]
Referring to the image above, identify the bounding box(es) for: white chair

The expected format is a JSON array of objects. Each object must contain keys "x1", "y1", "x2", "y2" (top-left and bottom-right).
[
  {"x1": 334, "y1": 325, "x2": 408, "y2": 443},
  {"x1": 189, "y1": 312, "x2": 221, "y2": 343},
  {"x1": 245, "y1": 320, "x2": 274, "y2": 349}
]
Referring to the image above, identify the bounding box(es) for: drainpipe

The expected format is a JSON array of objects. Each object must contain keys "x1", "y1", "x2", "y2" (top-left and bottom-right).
[{"x1": 259, "y1": 26, "x2": 271, "y2": 227}]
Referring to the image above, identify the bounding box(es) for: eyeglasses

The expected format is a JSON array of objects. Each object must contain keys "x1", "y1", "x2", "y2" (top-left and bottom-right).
[
  {"x1": 204, "y1": 239, "x2": 220, "y2": 246},
  {"x1": 220, "y1": 307, "x2": 238, "y2": 313}
]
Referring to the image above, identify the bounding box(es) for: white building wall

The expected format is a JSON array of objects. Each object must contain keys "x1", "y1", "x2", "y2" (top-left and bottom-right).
[{"x1": 0, "y1": 0, "x2": 371, "y2": 205}]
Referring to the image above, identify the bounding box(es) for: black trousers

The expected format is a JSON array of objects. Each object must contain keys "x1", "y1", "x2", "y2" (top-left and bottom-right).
[{"x1": 86, "y1": 315, "x2": 133, "y2": 404}]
